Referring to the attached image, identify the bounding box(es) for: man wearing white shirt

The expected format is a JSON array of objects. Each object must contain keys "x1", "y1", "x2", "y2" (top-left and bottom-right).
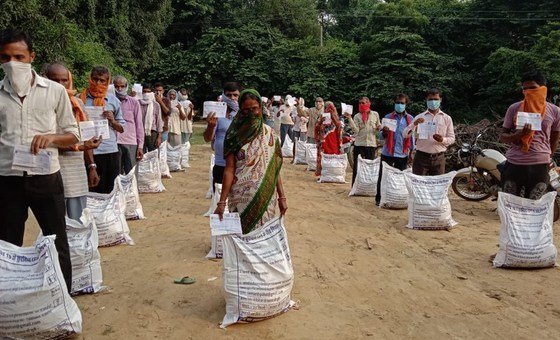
[
  {"x1": 403, "y1": 88, "x2": 455, "y2": 175},
  {"x1": 0, "y1": 29, "x2": 79, "y2": 291}
]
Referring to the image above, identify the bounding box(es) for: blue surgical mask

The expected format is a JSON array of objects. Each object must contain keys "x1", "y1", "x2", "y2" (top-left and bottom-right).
[
  {"x1": 427, "y1": 100, "x2": 441, "y2": 111},
  {"x1": 395, "y1": 103, "x2": 406, "y2": 113}
]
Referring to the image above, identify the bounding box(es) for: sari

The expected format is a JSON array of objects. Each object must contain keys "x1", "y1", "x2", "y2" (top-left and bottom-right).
[
  {"x1": 224, "y1": 89, "x2": 283, "y2": 234},
  {"x1": 315, "y1": 101, "x2": 341, "y2": 175}
]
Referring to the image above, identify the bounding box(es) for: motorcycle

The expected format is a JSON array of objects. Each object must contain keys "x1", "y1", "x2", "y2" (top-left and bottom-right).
[{"x1": 452, "y1": 129, "x2": 560, "y2": 220}]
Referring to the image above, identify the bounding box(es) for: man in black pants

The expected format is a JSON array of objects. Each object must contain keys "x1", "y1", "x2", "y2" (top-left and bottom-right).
[
  {"x1": 203, "y1": 82, "x2": 241, "y2": 191},
  {"x1": 499, "y1": 71, "x2": 560, "y2": 199},
  {"x1": 0, "y1": 29, "x2": 80, "y2": 291}
]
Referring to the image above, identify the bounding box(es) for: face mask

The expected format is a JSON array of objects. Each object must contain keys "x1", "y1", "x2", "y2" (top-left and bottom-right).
[
  {"x1": 222, "y1": 93, "x2": 239, "y2": 112},
  {"x1": 116, "y1": 88, "x2": 128, "y2": 99},
  {"x1": 427, "y1": 100, "x2": 441, "y2": 111},
  {"x1": 395, "y1": 103, "x2": 406, "y2": 113},
  {"x1": 315, "y1": 102, "x2": 323, "y2": 110},
  {"x1": 2, "y1": 61, "x2": 33, "y2": 97},
  {"x1": 358, "y1": 103, "x2": 370, "y2": 114},
  {"x1": 143, "y1": 92, "x2": 155, "y2": 101},
  {"x1": 182, "y1": 94, "x2": 188, "y2": 100}
]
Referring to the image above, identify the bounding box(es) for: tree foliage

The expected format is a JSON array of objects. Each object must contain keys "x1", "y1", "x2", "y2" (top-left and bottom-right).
[{"x1": 2, "y1": 0, "x2": 560, "y2": 121}]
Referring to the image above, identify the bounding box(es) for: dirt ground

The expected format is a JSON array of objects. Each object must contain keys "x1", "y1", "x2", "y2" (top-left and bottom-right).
[{"x1": 24, "y1": 134, "x2": 560, "y2": 339}]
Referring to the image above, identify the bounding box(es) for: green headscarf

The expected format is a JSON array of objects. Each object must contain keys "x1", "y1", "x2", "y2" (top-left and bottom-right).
[{"x1": 223, "y1": 89, "x2": 265, "y2": 156}]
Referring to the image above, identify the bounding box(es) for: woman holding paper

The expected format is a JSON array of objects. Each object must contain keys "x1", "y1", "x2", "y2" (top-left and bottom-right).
[
  {"x1": 214, "y1": 89, "x2": 287, "y2": 234},
  {"x1": 344, "y1": 97, "x2": 381, "y2": 185},
  {"x1": 166, "y1": 89, "x2": 187, "y2": 147},
  {"x1": 315, "y1": 101, "x2": 342, "y2": 176}
]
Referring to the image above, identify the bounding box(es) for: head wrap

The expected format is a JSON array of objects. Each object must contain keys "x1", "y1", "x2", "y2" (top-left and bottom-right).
[
  {"x1": 80, "y1": 73, "x2": 110, "y2": 107},
  {"x1": 223, "y1": 89, "x2": 265, "y2": 156}
]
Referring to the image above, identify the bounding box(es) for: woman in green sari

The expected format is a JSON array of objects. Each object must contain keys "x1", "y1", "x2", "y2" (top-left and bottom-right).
[{"x1": 214, "y1": 89, "x2": 288, "y2": 234}]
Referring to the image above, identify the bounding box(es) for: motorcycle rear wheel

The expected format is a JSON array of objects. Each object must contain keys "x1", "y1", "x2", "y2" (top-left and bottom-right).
[{"x1": 452, "y1": 174, "x2": 493, "y2": 201}]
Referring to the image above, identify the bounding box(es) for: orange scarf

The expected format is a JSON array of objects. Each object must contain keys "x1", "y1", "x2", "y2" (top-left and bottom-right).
[
  {"x1": 66, "y1": 71, "x2": 88, "y2": 151},
  {"x1": 518, "y1": 86, "x2": 547, "y2": 152},
  {"x1": 79, "y1": 74, "x2": 109, "y2": 107}
]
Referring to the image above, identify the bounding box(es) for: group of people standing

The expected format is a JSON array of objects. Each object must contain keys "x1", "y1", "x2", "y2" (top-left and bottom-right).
[{"x1": 0, "y1": 28, "x2": 195, "y2": 290}]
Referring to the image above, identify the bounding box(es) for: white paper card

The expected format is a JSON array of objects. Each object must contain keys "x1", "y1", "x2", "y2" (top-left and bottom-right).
[
  {"x1": 79, "y1": 120, "x2": 109, "y2": 141},
  {"x1": 203, "y1": 101, "x2": 227, "y2": 118},
  {"x1": 210, "y1": 213, "x2": 242, "y2": 236},
  {"x1": 322, "y1": 112, "x2": 332, "y2": 125},
  {"x1": 132, "y1": 83, "x2": 143, "y2": 94},
  {"x1": 286, "y1": 97, "x2": 296, "y2": 106},
  {"x1": 84, "y1": 106, "x2": 104, "y2": 120},
  {"x1": 261, "y1": 97, "x2": 268, "y2": 104},
  {"x1": 382, "y1": 118, "x2": 397, "y2": 132},
  {"x1": 12, "y1": 145, "x2": 52, "y2": 174},
  {"x1": 273, "y1": 95, "x2": 281, "y2": 102},
  {"x1": 516, "y1": 112, "x2": 542, "y2": 131},
  {"x1": 418, "y1": 122, "x2": 437, "y2": 140},
  {"x1": 341, "y1": 103, "x2": 353, "y2": 115}
]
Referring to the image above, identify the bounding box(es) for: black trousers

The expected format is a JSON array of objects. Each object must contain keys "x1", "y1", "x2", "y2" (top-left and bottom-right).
[
  {"x1": 502, "y1": 162, "x2": 549, "y2": 199},
  {"x1": 352, "y1": 146, "x2": 377, "y2": 185},
  {"x1": 92, "y1": 151, "x2": 121, "y2": 194},
  {"x1": 212, "y1": 165, "x2": 225, "y2": 192},
  {"x1": 376, "y1": 154, "x2": 408, "y2": 203},
  {"x1": 0, "y1": 172, "x2": 72, "y2": 292}
]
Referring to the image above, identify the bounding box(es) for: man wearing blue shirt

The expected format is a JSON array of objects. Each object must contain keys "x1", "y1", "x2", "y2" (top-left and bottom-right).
[
  {"x1": 203, "y1": 82, "x2": 240, "y2": 190},
  {"x1": 376, "y1": 93, "x2": 414, "y2": 205},
  {"x1": 80, "y1": 66, "x2": 125, "y2": 194}
]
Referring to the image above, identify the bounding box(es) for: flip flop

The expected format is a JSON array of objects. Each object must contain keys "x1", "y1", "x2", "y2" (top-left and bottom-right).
[{"x1": 173, "y1": 276, "x2": 196, "y2": 284}]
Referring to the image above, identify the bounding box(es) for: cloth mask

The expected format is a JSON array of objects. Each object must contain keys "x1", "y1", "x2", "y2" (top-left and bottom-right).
[
  {"x1": 2, "y1": 61, "x2": 33, "y2": 97},
  {"x1": 395, "y1": 103, "x2": 406, "y2": 113},
  {"x1": 427, "y1": 100, "x2": 441, "y2": 111},
  {"x1": 116, "y1": 87, "x2": 128, "y2": 99},
  {"x1": 143, "y1": 92, "x2": 155, "y2": 101},
  {"x1": 358, "y1": 103, "x2": 370, "y2": 114},
  {"x1": 222, "y1": 93, "x2": 239, "y2": 113},
  {"x1": 315, "y1": 102, "x2": 324, "y2": 110}
]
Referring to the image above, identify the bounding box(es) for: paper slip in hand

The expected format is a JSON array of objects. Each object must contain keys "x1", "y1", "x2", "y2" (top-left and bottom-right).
[
  {"x1": 210, "y1": 213, "x2": 242, "y2": 236},
  {"x1": 286, "y1": 97, "x2": 296, "y2": 106},
  {"x1": 79, "y1": 120, "x2": 110, "y2": 141},
  {"x1": 382, "y1": 118, "x2": 397, "y2": 132},
  {"x1": 261, "y1": 96, "x2": 269, "y2": 104},
  {"x1": 341, "y1": 103, "x2": 353, "y2": 116},
  {"x1": 203, "y1": 101, "x2": 227, "y2": 118},
  {"x1": 132, "y1": 83, "x2": 143, "y2": 94},
  {"x1": 12, "y1": 145, "x2": 52, "y2": 174},
  {"x1": 273, "y1": 95, "x2": 281, "y2": 102},
  {"x1": 516, "y1": 112, "x2": 542, "y2": 131},
  {"x1": 84, "y1": 106, "x2": 105, "y2": 121},
  {"x1": 417, "y1": 122, "x2": 437, "y2": 140},
  {"x1": 322, "y1": 112, "x2": 332, "y2": 125}
]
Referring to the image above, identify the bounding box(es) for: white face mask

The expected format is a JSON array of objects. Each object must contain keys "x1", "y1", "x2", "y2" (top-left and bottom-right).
[
  {"x1": 2, "y1": 61, "x2": 33, "y2": 97},
  {"x1": 143, "y1": 92, "x2": 155, "y2": 101}
]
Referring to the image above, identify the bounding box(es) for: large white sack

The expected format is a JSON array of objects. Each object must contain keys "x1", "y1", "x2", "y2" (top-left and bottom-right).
[
  {"x1": 137, "y1": 149, "x2": 166, "y2": 193},
  {"x1": 221, "y1": 217, "x2": 295, "y2": 328},
  {"x1": 493, "y1": 191, "x2": 557, "y2": 268},
  {"x1": 167, "y1": 143, "x2": 183, "y2": 172},
  {"x1": 0, "y1": 235, "x2": 82, "y2": 338},
  {"x1": 306, "y1": 143, "x2": 317, "y2": 171},
  {"x1": 67, "y1": 209, "x2": 103, "y2": 295},
  {"x1": 204, "y1": 183, "x2": 229, "y2": 217},
  {"x1": 116, "y1": 166, "x2": 145, "y2": 220},
  {"x1": 379, "y1": 162, "x2": 410, "y2": 209},
  {"x1": 87, "y1": 188, "x2": 134, "y2": 247},
  {"x1": 159, "y1": 141, "x2": 172, "y2": 178},
  {"x1": 294, "y1": 140, "x2": 308, "y2": 165},
  {"x1": 206, "y1": 154, "x2": 215, "y2": 199},
  {"x1": 349, "y1": 156, "x2": 380, "y2": 196},
  {"x1": 181, "y1": 141, "x2": 191, "y2": 168},
  {"x1": 404, "y1": 171, "x2": 458, "y2": 230},
  {"x1": 281, "y1": 137, "x2": 294, "y2": 158},
  {"x1": 319, "y1": 153, "x2": 348, "y2": 183}
]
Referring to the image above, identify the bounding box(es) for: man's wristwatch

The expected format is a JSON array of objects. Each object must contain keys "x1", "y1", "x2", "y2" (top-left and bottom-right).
[{"x1": 87, "y1": 163, "x2": 97, "y2": 170}]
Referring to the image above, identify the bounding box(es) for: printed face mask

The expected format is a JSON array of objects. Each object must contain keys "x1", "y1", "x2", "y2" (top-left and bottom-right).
[
  {"x1": 2, "y1": 61, "x2": 33, "y2": 97},
  {"x1": 427, "y1": 100, "x2": 441, "y2": 111}
]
